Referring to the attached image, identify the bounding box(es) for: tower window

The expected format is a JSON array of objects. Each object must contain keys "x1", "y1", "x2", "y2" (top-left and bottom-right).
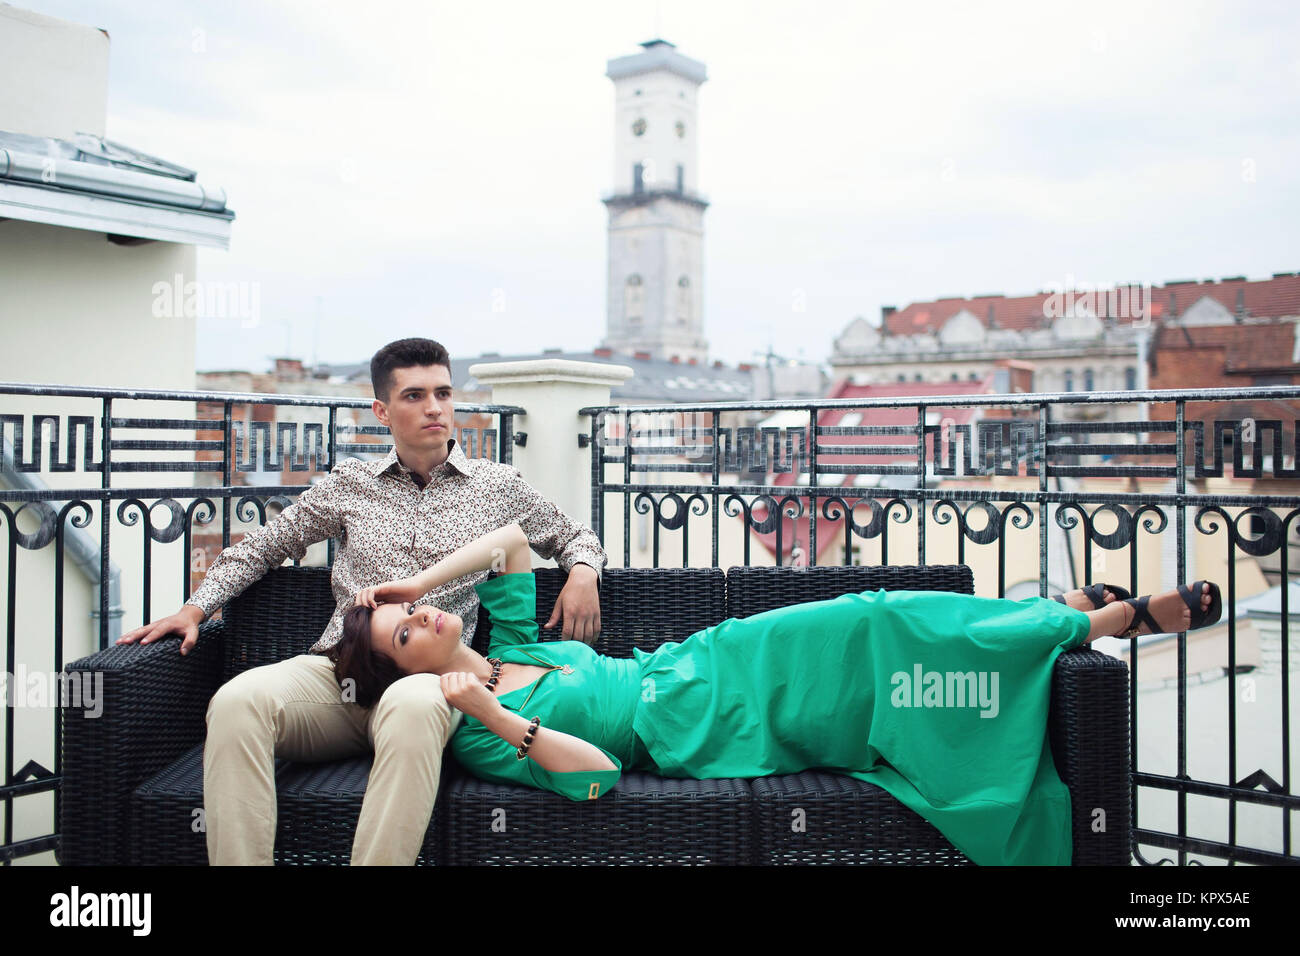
[
  {"x1": 633, "y1": 163, "x2": 644, "y2": 194},
  {"x1": 625, "y1": 274, "x2": 644, "y2": 326},
  {"x1": 676, "y1": 164, "x2": 684, "y2": 192},
  {"x1": 676, "y1": 275, "x2": 691, "y2": 326}
]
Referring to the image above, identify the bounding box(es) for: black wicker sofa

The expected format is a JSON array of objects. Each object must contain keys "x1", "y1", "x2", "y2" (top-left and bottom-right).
[{"x1": 58, "y1": 564, "x2": 1131, "y2": 866}]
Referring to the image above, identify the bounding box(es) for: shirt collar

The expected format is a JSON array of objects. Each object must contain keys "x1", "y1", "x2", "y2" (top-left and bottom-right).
[{"x1": 366, "y1": 437, "x2": 472, "y2": 481}]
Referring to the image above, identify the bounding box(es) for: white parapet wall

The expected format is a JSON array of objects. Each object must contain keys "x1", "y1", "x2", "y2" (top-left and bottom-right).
[
  {"x1": 0, "y1": 3, "x2": 110, "y2": 140},
  {"x1": 469, "y1": 358, "x2": 633, "y2": 568}
]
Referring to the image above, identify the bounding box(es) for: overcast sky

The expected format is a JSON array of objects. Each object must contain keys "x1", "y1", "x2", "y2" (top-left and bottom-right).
[{"x1": 20, "y1": 0, "x2": 1300, "y2": 374}]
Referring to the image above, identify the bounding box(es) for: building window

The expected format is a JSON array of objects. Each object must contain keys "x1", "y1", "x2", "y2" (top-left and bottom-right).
[
  {"x1": 1084, "y1": 368, "x2": 1094, "y2": 391},
  {"x1": 968, "y1": 371, "x2": 978, "y2": 381},
  {"x1": 1125, "y1": 366, "x2": 1137, "y2": 390},
  {"x1": 625, "y1": 274, "x2": 643, "y2": 325},
  {"x1": 676, "y1": 164, "x2": 684, "y2": 192},
  {"x1": 897, "y1": 374, "x2": 906, "y2": 382},
  {"x1": 676, "y1": 275, "x2": 691, "y2": 326},
  {"x1": 914, "y1": 373, "x2": 923, "y2": 382},
  {"x1": 633, "y1": 163, "x2": 644, "y2": 194},
  {"x1": 1064, "y1": 369, "x2": 1074, "y2": 392},
  {"x1": 950, "y1": 373, "x2": 959, "y2": 381}
]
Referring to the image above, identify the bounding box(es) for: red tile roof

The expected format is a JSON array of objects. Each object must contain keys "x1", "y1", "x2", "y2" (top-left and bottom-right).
[
  {"x1": 883, "y1": 274, "x2": 1300, "y2": 336},
  {"x1": 748, "y1": 377, "x2": 998, "y2": 562}
]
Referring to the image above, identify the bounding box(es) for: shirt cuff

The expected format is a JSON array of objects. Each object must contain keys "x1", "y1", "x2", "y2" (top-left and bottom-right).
[{"x1": 562, "y1": 552, "x2": 606, "y2": 584}]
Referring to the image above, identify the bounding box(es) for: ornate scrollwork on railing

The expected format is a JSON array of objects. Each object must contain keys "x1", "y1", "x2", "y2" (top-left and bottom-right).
[
  {"x1": 716, "y1": 493, "x2": 808, "y2": 567},
  {"x1": 116, "y1": 498, "x2": 188, "y2": 544},
  {"x1": 2, "y1": 501, "x2": 59, "y2": 550},
  {"x1": 1194, "y1": 504, "x2": 1291, "y2": 557},
  {"x1": 929, "y1": 500, "x2": 1033, "y2": 595},
  {"x1": 1052, "y1": 501, "x2": 1165, "y2": 592},
  {"x1": 822, "y1": 496, "x2": 885, "y2": 565},
  {"x1": 632, "y1": 491, "x2": 710, "y2": 568}
]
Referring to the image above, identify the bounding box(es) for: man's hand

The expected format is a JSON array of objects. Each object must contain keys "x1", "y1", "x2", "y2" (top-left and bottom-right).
[
  {"x1": 353, "y1": 576, "x2": 426, "y2": 609},
  {"x1": 116, "y1": 605, "x2": 206, "y2": 656},
  {"x1": 544, "y1": 563, "x2": 601, "y2": 644},
  {"x1": 440, "y1": 671, "x2": 502, "y2": 723}
]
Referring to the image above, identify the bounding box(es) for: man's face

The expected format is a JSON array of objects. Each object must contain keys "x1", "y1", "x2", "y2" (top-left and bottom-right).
[{"x1": 373, "y1": 364, "x2": 455, "y2": 454}]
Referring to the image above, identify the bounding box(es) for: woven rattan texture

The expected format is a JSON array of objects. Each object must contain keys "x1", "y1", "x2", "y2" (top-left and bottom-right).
[{"x1": 60, "y1": 563, "x2": 1130, "y2": 865}]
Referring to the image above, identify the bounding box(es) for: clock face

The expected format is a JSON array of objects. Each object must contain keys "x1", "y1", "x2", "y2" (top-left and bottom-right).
[
  {"x1": 675, "y1": 120, "x2": 686, "y2": 138},
  {"x1": 632, "y1": 118, "x2": 646, "y2": 136}
]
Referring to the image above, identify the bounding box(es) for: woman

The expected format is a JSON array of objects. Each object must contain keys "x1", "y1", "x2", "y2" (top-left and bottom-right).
[{"x1": 327, "y1": 522, "x2": 1221, "y2": 866}]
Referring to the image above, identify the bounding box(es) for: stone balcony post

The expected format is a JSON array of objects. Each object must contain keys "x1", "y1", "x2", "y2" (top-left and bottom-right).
[{"x1": 468, "y1": 359, "x2": 633, "y2": 562}]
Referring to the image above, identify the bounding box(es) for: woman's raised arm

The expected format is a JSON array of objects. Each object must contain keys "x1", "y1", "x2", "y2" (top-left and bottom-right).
[{"x1": 356, "y1": 522, "x2": 531, "y2": 607}]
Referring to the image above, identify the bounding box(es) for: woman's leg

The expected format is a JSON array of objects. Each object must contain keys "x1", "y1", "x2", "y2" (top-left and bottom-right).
[{"x1": 1080, "y1": 582, "x2": 1213, "y2": 642}]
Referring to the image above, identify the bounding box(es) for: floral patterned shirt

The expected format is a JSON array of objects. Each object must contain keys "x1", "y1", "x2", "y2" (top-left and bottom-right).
[{"x1": 184, "y1": 438, "x2": 607, "y2": 654}]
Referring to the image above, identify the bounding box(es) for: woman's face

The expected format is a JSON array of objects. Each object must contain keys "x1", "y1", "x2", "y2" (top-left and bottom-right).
[{"x1": 367, "y1": 601, "x2": 464, "y2": 674}]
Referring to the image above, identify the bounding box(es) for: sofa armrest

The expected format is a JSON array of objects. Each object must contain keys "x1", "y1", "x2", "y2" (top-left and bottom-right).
[
  {"x1": 57, "y1": 618, "x2": 226, "y2": 865},
  {"x1": 1048, "y1": 647, "x2": 1131, "y2": 865}
]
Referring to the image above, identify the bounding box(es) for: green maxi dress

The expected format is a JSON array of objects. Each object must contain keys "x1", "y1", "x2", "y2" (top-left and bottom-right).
[{"x1": 449, "y1": 572, "x2": 1093, "y2": 866}]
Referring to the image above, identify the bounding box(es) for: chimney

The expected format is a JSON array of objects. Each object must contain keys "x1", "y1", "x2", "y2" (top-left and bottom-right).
[
  {"x1": 881, "y1": 305, "x2": 896, "y2": 323},
  {"x1": 274, "y1": 357, "x2": 305, "y2": 381},
  {"x1": 670, "y1": 355, "x2": 680, "y2": 364},
  {"x1": 986, "y1": 303, "x2": 998, "y2": 330},
  {"x1": 687, "y1": 356, "x2": 697, "y2": 365},
  {"x1": 1235, "y1": 288, "x2": 1247, "y2": 322},
  {"x1": 594, "y1": 347, "x2": 613, "y2": 358},
  {"x1": 738, "y1": 362, "x2": 754, "y2": 372},
  {"x1": 633, "y1": 350, "x2": 651, "y2": 360},
  {"x1": 1167, "y1": 290, "x2": 1178, "y2": 320},
  {"x1": 995, "y1": 359, "x2": 1033, "y2": 394},
  {"x1": 712, "y1": 360, "x2": 724, "y2": 369}
]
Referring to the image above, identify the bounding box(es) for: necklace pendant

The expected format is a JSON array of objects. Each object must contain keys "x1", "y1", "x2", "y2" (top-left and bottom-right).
[{"x1": 559, "y1": 664, "x2": 574, "y2": 675}]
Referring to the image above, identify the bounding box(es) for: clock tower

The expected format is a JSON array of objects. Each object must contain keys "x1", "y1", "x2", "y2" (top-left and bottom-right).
[{"x1": 601, "y1": 39, "x2": 709, "y2": 364}]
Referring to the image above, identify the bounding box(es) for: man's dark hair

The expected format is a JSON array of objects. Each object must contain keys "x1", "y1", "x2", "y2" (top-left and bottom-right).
[{"x1": 370, "y1": 338, "x2": 452, "y2": 403}]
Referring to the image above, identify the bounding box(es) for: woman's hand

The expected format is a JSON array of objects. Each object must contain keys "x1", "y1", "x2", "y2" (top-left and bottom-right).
[
  {"x1": 440, "y1": 671, "x2": 502, "y2": 723},
  {"x1": 353, "y1": 576, "x2": 426, "y2": 609}
]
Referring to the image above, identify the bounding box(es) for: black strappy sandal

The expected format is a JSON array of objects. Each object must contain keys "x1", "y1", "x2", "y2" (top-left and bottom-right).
[
  {"x1": 1053, "y1": 582, "x2": 1133, "y2": 610},
  {"x1": 1113, "y1": 581, "x2": 1223, "y2": 638}
]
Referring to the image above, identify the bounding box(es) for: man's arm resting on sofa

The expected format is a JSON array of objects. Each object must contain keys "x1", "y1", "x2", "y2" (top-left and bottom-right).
[
  {"x1": 117, "y1": 463, "x2": 349, "y2": 654},
  {"x1": 503, "y1": 467, "x2": 607, "y2": 644}
]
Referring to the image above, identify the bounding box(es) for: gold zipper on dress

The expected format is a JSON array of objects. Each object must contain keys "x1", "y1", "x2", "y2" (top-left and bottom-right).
[{"x1": 510, "y1": 648, "x2": 573, "y2": 710}]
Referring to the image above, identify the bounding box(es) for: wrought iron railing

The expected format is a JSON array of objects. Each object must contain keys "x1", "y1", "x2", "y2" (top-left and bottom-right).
[
  {"x1": 580, "y1": 386, "x2": 1300, "y2": 866},
  {"x1": 2, "y1": 380, "x2": 1297, "y2": 865},
  {"x1": 0, "y1": 382, "x2": 521, "y2": 863}
]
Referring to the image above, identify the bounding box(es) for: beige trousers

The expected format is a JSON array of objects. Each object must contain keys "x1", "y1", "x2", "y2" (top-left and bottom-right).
[{"x1": 202, "y1": 653, "x2": 463, "y2": 865}]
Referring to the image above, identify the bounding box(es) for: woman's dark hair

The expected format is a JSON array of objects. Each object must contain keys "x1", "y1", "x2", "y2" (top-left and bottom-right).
[
  {"x1": 370, "y1": 338, "x2": 452, "y2": 403},
  {"x1": 327, "y1": 604, "x2": 409, "y2": 708}
]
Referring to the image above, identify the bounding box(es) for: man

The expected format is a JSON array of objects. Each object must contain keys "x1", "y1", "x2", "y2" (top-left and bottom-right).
[{"x1": 117, "y1": 337, "x2": 606, "y2": 864}]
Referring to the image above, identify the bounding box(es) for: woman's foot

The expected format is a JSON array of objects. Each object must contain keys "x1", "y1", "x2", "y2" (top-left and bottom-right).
[
  {"x1": 1110, "y1": 582, "x2": 1220, "y2": 638},
  {"x1": 1055, "y1": 583, "x2": 1129, "y2": 611}
]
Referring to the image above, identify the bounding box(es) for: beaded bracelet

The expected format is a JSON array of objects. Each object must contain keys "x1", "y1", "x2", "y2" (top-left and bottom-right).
[{"x1": 516, "y1": 716, "x2": 542, "y2": 760}]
